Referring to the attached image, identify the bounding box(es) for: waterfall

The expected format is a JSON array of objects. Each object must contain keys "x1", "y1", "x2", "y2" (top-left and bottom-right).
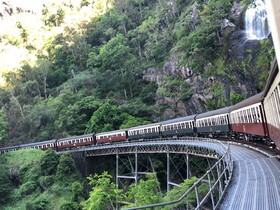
[{"x1": 245, "y1": 0, "x2": 270, "y2": 40}]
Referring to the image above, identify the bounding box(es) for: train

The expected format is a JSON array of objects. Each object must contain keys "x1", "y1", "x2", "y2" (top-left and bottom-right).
[{"x1": 0, "y1": 59, "x2": 279, "y2": 154}]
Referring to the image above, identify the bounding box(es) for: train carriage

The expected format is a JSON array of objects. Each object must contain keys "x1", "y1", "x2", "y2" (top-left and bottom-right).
[
  {"x1": 128, "y1": 123, "x2": 161, "y2": 140},
  {"x1": 160, "y1": 115, "x2": 196, "y2": 137},
  {"x1": 96, "y1": 130, "x2": 127, "y2": 144},
  {"x1": 229, "y1": 92, "x2": 268, "y2": 140},
  {"x1": 56, "y1": 134, "x2": 94, "y2": 150},
  {"x1": 196, "y1": 107, "x2": 231, "y2": 137},
  {"x1": 21, "y1": 139, "x2": 56, "y2": 150},
  {"x1": 263, "y1": 59, "x2": 280, "y2": 148}
]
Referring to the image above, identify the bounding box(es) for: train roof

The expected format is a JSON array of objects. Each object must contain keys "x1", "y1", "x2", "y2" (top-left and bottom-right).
[
  {"x1": 0, "y1": 145, "x2": 20, "y2": 151},
  {"x1": 20, "y1": 139, "x2": 56, "y2": 147},
  {"x1": 263, "y1": 58, "x2": 278, "y2": 97},
  {"x1": 160, "y1": 115, "x2": 197, "y2": 125},
  {"x1": 56, "y1": 133, "x2": 93, "y2": 142},
  {"x1": 96, "y1": 129, "x2": 127, "y2": 136},
  {"x1": 229, "y1": 92, "x2": 264, "y2": 112},
  {"x1": 128, "y1": 122, "x2": 161, "y2": 131},
  {"x1": 196, "y1": 107, "x2": 231, "y2": 119}
]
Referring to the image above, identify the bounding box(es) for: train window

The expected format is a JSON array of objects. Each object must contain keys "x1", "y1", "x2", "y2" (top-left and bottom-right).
[
  {"x1": 240, "y1": 112, "x2": 244, "y2": 122},
  {"x1": 177, "y1": 124, "x2": 180, "y2": 129},
  {"x1": 270, "y1": 93, "x2": 278, "y2": 127},
  {"x1": 271, "y1": 93, "x2": 278, "y2": 125},
  {"x1": 251, "y1": 108, "x2": 256, "y2": 122},
  {"x1": 274, "y1": 87, "x2": 280, "y2": 123},
  {"x1": 247, "y1": 110, "x2": 251, "y2": 123}
]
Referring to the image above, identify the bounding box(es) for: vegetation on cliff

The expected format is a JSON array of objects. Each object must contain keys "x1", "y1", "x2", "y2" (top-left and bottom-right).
[{"x1": 0, "y1": 0, "x2": 274, "y2": 146}]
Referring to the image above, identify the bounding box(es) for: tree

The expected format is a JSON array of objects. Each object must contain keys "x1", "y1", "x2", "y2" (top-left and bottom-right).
[
  {"x1": 0, "y1": 164, "x2": 12, "y2": 205},
  {"x1": 123, "y1": 173, "x2": 161, "y2": 208},
  {"x1": 82, "y1": 172, "x2": 122, "y2": 210},
  {"x1": 53, "y1": 96, "x2": 101, "y2": 136},
  {"x1": 57, "y1": 153, "x2": 77, "y2": 179},
  {"x1": 85, "y1": 102, "x2": 123, "y2": 133},
  {"x1": 0, "y1": 109, "x2": 8, "y2": 145},
  {"x1": 40, "y1": 150, "x2": 59, "y2": 176},
  {"x1": 161, "y1": 177, "x2": 209, "y2": 210}
]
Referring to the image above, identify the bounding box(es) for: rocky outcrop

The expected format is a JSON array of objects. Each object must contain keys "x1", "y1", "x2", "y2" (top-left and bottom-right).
[
  {"x1": 229, "y1": 1, "x2": 245, "y2": 25},
  {"x1": 142, "y1": 55, "x2": 213, "y2": 119},
  {"x1": 221, "y1": 19, "x2": 236, "y2": 36},
  {"x1": 140, "y1": 0, "x2": 267, "y2": 120}
]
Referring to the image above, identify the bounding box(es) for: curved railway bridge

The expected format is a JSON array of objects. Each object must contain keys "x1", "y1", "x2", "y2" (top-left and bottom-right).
[{"x1": 60, "y1": 137, "x2": 280, "y2": 209}]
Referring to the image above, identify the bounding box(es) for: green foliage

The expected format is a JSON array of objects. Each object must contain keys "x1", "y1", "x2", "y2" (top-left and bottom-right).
[
  {"x1": 0, "y1": 0, "x2": 274, "y2": 166},
  {"x1": 120, "y1": 115, "x2": 150, "y2": 129},
  {"x1": 40, "y1": 150, "x2": 59, "y2": 176},
  {"x1": 82, "y1": 172, "x2": 122, "y2": 210},
  {"x1": 26, "y1": 198, "x2": 49, "y2": 210},
  {"x1": 19, "y1": 181, "x2": 38, "y2": 196},
  {"x1": 139, "y1": 82, "x2": 158, "y2": 105},
  {"x1": 1, "y1": 149, "x2": 85, "y2": 209},
  {"x1": 0, "y1": 109, "x2": 8, "y2": 145},
  {"x1": 57, "y1": 153, "x2": 78, "y2": 179},
  {"x1": 207, "y1": 84, "x2": 227, "y2": 110},
  {"x1": 60, "y1": 202, "x2": 80, "y2": 210},
  {"x1": 39, "y1": 176, "x2": 54, "y2": 189},
  {"x1": 158, "y1": 77, "x2": 192, "y2": 101},
  {"x1": 161, "y1": 177, "x2": 197, "y2": 209},
  {"x1": 123, "y1": 173, "x2": 161, "y2": 208},
  {"x1": 71, "y1": 181, "x2": 84, "y2": 202},
  {"x1": 0, "y1": 164, "x2": 12, "y2": 205},
  {"x1": 175, "y1": 0, "x2": 233, "y2": 73},
  {"x1": 230, "y1": 92, "x2": 245, "y2": 105},
  {"x1": 85, "y1": 102, "x2": 122, "y2": 133}
]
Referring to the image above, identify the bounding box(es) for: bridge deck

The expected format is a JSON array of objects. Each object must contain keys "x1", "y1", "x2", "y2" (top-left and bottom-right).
[{"x1": 219, "y1": 145, "x2": 280, "y2": 210}]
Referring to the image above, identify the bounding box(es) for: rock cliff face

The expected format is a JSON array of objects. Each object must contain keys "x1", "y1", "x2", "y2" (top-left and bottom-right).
[{"x1": 141, "y1": 0, "x2": 273, "y2": 120}]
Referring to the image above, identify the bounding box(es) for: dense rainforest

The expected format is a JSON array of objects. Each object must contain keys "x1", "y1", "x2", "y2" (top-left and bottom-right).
[
  {"x1": 0, "y1": 0, "x2": 275, "y2": 209},
  {"x1": 0, "y1": 0, "x2": 274, "y2": 146}
]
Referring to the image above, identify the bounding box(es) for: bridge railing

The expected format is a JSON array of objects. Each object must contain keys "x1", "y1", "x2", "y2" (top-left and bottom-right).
[{"x1": 122, "y1": 142, "x2": 233, "y2": 210}]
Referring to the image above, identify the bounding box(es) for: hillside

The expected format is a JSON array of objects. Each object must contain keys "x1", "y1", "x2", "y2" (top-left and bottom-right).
[
  {"x1": 0, "y1": 0, "x2": 274, "y2": 146},
  {"x1": 0, "y1": 149, "x2": 85, "y2": 209}
]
